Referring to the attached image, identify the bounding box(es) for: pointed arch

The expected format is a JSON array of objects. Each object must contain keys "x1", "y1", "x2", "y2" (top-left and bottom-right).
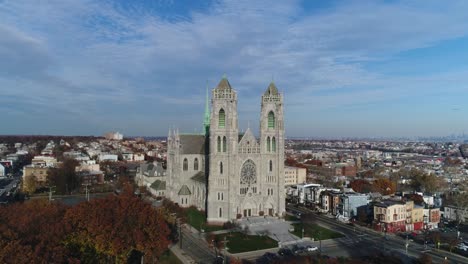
[
  {"x1": 194, "y1": 158, "x2": 199, "y2": 170},
  {"x1": 220, "y1": 162, "x2": 223, "y2": 174},
  {"x1": 222, "y1": 136, "x2": 227, "y2": 152},
  {"x1": 272, "y1": 137, "x2": 276, "y2": 152},
  {"x1": 269, "y1": 160, "x2": 273, "y2": 172},
  {"x1": 219, "y1": 109, "x2": 225, "y2": 128},
  {"x1": 267, "y1": 136, "x2": 271, "y2": 152},
  {"x1": 183, "y1": 158, "x2": 188, "y2": 171},
  {"x1": 268, "y1": 111, "x2": 275, "y2": 128},
  {"x1": 217, "y1": 136, "x2": 221, "y2": 152}
]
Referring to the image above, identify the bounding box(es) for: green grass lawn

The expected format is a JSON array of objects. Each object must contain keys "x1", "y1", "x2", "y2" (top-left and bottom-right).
[
  {"x1": 215, "y1": 232, "x2": 278, "y2": 253},
  {"x1": 186, "y1": 207, "x2": 224, "y2": 232},
  {"x1": 291, "y1": 223, "x2": 344, "y2": 240},
  {"x1": 158, "y1": 250, "x2": 183, "y2": 264}
]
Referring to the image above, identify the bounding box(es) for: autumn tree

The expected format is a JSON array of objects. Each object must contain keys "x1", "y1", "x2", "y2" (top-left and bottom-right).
[
  {"x1": 22, "y1": 174, "x2": 37, "y2": 194},
  {"x1": 64, "y1": 189, "x2": 171, "y2": 262},
  {"x1": 350, "y1": 179, "x2": 372, "y2": 193},
  {"x1": 452, "y1": 181, "x2": 468, "y2": 226},
  {"x1": 48, "y1": 158, "x2": 80, "y2": 194},
  {"x1": 0, "y1": 200, "x2": 70, "y2": 263},
  {"x1": 417, "y1": 253, "x2": 432, "y2": 264},
  {"x1": 373, "y1": 178, "x2": 396, "y2": 195}
]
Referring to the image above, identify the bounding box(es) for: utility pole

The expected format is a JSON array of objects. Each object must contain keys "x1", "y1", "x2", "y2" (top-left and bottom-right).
[
  {"x1": 223, "y1": 236, "x2": 229, "y2": 264},
  {"x1": 48, "y1": 186, "x2": 55, "y2": 203},
  {"x1": 82, "y1": 183, "x2": 91, "y2": 201},
  {"x1": 318, "y1": 231, "x2": 322, "y2": 253},
  {"x1": 406, "y1": 235, "x2": 409, "y2": 255}
]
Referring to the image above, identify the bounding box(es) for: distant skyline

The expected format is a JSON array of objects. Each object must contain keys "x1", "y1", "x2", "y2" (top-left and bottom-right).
[{"x1": 1, "y1": 0, "x2": 468, "y2": 138}]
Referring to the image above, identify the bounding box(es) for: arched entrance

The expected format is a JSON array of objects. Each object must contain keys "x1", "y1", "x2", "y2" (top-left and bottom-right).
[
  {"x1": 264, "y1": 202, "x2": 275, "y2": 216},
  {"x1": 242, "y1": 200, "x2": 257, "y2": 217}
]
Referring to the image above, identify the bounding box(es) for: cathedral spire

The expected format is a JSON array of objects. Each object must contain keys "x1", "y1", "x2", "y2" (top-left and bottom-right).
[{"x1": 203, "y1": 84, "x2": 210, "y2": 135}]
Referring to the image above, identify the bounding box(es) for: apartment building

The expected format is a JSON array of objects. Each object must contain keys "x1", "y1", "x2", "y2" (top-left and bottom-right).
[
  {"x1": 284, "y1": 166, "x2": 307, "y2": 186},
  {"x1": 374, "y1": 201, "x2": 407, "y2": 233}
]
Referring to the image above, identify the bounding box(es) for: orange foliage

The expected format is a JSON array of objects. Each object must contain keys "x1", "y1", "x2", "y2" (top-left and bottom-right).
[
  {"x1": 0, "y1": 192, "x2": 170, "y2": 263},
  {"x1": 0, "y1": 200, "x2": 70, "y2": 263},
  {"x1": 64, "y1": 191, "x2": 170, "y2": 262},
  {"x1": 350, "y1": 179, "x2": 372, "y2": 193},
  {"x1": 373, "y1": 178, "x2": 396, "y2": 195}
]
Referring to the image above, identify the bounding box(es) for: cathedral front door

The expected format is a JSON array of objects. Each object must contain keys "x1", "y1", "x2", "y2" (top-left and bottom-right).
[{"x1": 243, "y1": 209, "x2": 252, "y2": 217}]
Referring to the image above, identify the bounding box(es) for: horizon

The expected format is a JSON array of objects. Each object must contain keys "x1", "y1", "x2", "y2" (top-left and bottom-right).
[{"x1": 2, "y1": 0, "x2": 468, "y2": 137}]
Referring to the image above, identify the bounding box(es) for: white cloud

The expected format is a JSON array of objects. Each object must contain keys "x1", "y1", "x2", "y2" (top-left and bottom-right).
[{"x1": 1, "y1": 0, "x2": 468, "y2": 136}]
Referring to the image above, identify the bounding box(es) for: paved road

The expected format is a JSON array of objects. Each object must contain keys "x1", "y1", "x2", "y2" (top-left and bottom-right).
[
  {"x1": 288, "y1": 205, "x2": 468, "y2": 264},
  {"x1": 180, "y1": 227, "x2": 218, "y2": 264}
]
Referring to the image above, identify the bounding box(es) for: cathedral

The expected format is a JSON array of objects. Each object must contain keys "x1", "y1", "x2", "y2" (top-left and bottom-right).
[{"x1": 167, "y1": 76, "x2": 285, "y2": 224}]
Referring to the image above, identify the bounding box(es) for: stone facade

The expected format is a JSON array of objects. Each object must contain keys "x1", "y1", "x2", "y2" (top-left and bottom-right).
[{"x1": 166, "y1": 77, "x2": 285, "y2": 223}]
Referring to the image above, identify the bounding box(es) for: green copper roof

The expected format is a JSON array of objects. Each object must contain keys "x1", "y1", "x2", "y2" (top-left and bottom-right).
[{"x1": 178, "y1": 184, "x2": 191, "y2": 195}]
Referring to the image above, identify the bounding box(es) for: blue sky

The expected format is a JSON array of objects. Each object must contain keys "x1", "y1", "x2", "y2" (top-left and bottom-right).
[{"x1": 1, "y1": 0, "x2": 468, "y2": 138}]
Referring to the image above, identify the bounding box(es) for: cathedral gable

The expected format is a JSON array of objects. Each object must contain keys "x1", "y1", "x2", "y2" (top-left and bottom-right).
[{"x1": 238, "y1": 128, "x2": 259, "y2": 154}]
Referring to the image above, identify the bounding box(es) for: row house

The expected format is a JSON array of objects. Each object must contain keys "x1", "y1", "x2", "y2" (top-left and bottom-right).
[
  {"x1": 374, "y1": 200, "x2": 407, "y2": 233},
  {"x1": 337, "y1": 192, "x2": 369, "y2": 220},
  {"x1": 307, "y1": 186, "x2": 340, "y2": 206},
  {"x1": 320, "y1": 190, "x2": 341, "y2": 215},
  {"x1": 405, "y1": 201, "x2": 424, "y2": 231},
  {"x1": 424, "y1": 208, "x2": 441, "y2": 229}
]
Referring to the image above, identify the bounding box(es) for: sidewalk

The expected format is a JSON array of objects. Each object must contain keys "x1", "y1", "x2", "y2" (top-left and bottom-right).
[{"x1": 169, "y1": 244, "x2": 195, "y2": 264}]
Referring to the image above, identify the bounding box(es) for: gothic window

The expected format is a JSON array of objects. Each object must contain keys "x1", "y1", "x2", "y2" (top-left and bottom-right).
[
  {"x1": 268, "y1": 111, "x2": 275, "y2": 128},
  {"x1": 217, "y1": 136, "x2": 221, "y2": 152},
  {"x1": 183, "y1": 158, "x2": 188, "y2": 171},
  {"x1": 219, "y1": 208, "x2": 223, "y2": 218},
  {"x1": 240, "y1": 159, "x2": 256, "y2": 185},
  {"x1": 218, "y1": 192, "x2": 220, "y2": 200},
  {"x1": 269, "y1": 160, "x2": 273, "y2": 172},
  {"x1": 272, "y1": 137, "x2": 276, "y2": 152},
  {"x1": 219, "y1": 109, "x2": 225, "y2": 128},
  {"x1": 222, "y1": 136, "x2": 227, "y2": 152},
  {"x1": 194, "y1": 158, "x2": 199, "y2": 170},
  {"x1": 221, "y1": 192, "x2": 224, "y2": 200},
  {"x1": 220, "y1": 162, "x2": 223, "y2": 174},
  {"x1": 267, "y1": 137, "x2": 271, "y2": 152}
]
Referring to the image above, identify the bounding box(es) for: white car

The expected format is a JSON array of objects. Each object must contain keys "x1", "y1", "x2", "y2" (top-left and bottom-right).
[
  {"x1": 457, "y1": 244, "x2": 468, "y2": 251},
  {"x1": 306, "y1": 246, "x2": 318, "y2": 252}
]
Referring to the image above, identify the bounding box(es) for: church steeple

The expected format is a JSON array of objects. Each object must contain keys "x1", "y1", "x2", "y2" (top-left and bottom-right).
[{"x1": 203, "y1": 86, "x2": 210, "y2": 135}]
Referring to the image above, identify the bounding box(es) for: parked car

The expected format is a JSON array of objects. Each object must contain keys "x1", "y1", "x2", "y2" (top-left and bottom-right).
[
  {"x1": 292, "y1": 245, "x2": 304, "y2": 254},
  {"x1": 306, "y1": 245, "x2": 319, "y2": 252},
  {"x1": 457, "y1": 243, "x2": 468, "y2": 251}
]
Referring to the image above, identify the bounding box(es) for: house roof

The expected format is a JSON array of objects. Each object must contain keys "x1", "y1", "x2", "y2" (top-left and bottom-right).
[
  {"x1": 191, "y1": 171, "x2": 206, "y2": 183},
  {"x1": 141, "y1": 162, "x2": 165, "y2": 177},
  {"x1": 150, "y1": 180, "x2": 166, "y2": 191},
  {"x1": 178, "y1": 184, "x2": 191, "y2": 195},
  {"x1": 180, "y1": 135, "x2": 206, "y2": 155}
]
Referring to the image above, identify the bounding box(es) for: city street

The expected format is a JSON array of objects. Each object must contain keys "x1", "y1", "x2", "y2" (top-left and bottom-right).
[{"x1": 288, "y1": 205, "x2": 468, "y2": 264}]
